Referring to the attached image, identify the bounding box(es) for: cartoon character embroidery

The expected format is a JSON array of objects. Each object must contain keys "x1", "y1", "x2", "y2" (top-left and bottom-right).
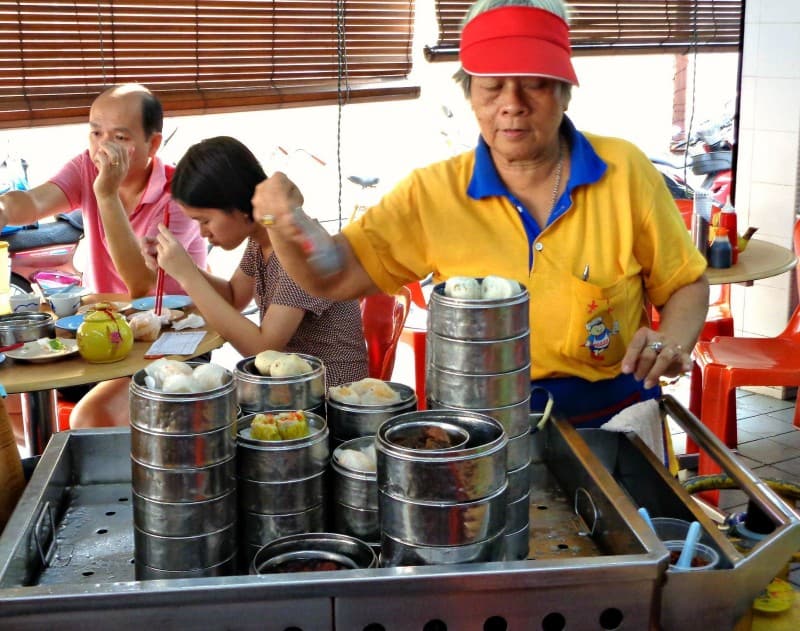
[{"x1": 584, "y1": 315, "x2": 620, "y2": 359}]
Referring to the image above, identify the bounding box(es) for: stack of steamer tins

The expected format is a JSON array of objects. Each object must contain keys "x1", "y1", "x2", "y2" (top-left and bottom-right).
[
  {"x1": 426, "y1": 279, "x2": 532, "y2": 560},
  {"x1": 129, "y1": 364, "x2": 239, "y2": 578},
  {"x1": 232, "y1": 353, "x2": 330, "y2": 568}
]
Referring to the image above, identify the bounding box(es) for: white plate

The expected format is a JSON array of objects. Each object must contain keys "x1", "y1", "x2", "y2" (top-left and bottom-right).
[
  {"x1": 5, "y1": 338, "x2": 79, "y2": 363},
  {"x1": 0, "y1": 353, "x2": 5, "y2": 365},
  {"x1": 132, "y1": 295, "x2": 193, "y2": 311},
  {"x1": 55, "y1": 313, "x2": 86, "y2": 332}
]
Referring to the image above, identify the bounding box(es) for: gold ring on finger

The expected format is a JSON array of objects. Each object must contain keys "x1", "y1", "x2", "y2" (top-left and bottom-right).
[{"x1": 260, "y1": 214, "x2": 275, "y2": 226}]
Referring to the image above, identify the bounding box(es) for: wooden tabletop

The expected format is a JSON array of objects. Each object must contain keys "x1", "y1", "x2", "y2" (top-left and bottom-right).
[
  {"x1": 0, "y1": 294, "x2": 225, "y2": 395},
  {"x1": 704, "y1": 238, "x2": 798, "y2": 285}
]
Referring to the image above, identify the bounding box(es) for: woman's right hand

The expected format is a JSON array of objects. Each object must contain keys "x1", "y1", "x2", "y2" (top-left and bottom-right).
[{"x1": 151, "y1": 224, "x2": 197, "y2": 285}]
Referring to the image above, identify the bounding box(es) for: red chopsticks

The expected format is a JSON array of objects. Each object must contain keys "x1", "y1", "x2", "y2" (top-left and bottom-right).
[{"x1": 154, "y1": 208, "x2": 170, "y2": 316}]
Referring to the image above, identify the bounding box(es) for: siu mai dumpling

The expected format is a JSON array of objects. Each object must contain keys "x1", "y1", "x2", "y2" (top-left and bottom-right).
[
  {"x1": 444, "y1": 276, "x2": 481, "y2": 299},
  {"x1": 269, "y1": 353, "x2": 313, "y2": 377}
]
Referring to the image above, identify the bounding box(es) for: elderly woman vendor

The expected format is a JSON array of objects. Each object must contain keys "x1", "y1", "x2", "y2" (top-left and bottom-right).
[{"x1": 251, "y1": 0, "x2": 709, "y2": 427}]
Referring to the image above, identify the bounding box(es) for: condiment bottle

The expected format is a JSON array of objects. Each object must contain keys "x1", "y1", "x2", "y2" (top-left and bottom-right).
[
  {"x1": 718, "y1": 203, "x2": 738, "y2": 264},
  {"x1": 708, "y1": 227, "x2": 733, "y2": 269},
  {"x1": 692, "y1": 189, "x2": 712, "y2": 257}
]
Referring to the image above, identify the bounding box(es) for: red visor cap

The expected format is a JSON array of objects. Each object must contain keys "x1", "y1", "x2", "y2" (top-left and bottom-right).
[{"x1": 459, "y1": 6, "x2": 579, "y2": 86}]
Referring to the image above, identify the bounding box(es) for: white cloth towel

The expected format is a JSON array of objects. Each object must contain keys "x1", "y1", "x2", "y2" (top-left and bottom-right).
[{"x1": 601, "y1": 399, "x2": 665, "y2": 465}]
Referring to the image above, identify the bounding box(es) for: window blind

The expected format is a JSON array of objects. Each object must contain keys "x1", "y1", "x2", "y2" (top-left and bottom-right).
[
  {"x1": 0, "y1": 0, "x2": 417, "y2": 128},
  {"x1": 426, "y1": 1, "x2": 743, "y2": 61}
]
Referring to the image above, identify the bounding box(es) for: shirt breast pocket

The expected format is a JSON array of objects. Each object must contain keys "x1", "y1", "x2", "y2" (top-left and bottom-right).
[{"x1": 561, "y1": 275, "x2": 628, "y2": 368}]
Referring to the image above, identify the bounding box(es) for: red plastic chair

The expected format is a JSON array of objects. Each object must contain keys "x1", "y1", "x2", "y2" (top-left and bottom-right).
[
  {"x1": 360, "y1": 286, "x2": 411, "y2": 381},
  {"x1": 398, "y1": 281, "x2": 429, "y2": 408},
  {"x1": 693, "y1": 302, "x2": 800, "y2": 477}
]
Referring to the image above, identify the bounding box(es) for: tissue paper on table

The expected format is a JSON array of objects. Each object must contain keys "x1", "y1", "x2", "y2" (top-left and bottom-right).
[
  {"x1": 601, "y1": 399, "x2": 666, "y2": 466},
  {"x1": 172, "y1": 313, "x2": 205, "y2": 330}
]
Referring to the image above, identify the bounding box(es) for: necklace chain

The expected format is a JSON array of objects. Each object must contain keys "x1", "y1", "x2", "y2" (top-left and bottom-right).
[{"x1": 550, "y1": 140, "x2": 564, "y2": 213}]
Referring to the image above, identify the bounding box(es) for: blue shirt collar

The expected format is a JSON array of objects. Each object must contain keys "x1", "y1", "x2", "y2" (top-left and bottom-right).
[{"x1": 467, "y1": 115, "x2": 607, "y2": 207}]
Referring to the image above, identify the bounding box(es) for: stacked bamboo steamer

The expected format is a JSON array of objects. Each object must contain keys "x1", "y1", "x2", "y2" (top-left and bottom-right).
[
  {"x1": 425, "y1": 278, "x2": 532, "y2": 560},
  {"x1": 129, "y1": 363, "x2": 238, "y2": 579}
]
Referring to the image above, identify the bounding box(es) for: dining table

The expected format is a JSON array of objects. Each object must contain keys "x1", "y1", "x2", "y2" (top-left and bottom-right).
[
  {"x1": 0, "y1": 294, "x2": 225, "y2": 456},
  {"x1": 704, "y1": 237, "x2": 797, "y2": 285}
]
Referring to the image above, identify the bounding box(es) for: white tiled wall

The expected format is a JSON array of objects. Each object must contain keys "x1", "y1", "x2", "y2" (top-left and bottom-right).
[{"x1": 732, "y1": 0, "x2": 800, "y2": 339}]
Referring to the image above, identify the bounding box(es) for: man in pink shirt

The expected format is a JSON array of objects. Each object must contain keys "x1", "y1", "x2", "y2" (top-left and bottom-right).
[
  {"x1": 0, "y1": 84, "x2": 207, "y2": 429},
  {"x1": 0, "y1": 83, "x2": 206, "y2": 296}
]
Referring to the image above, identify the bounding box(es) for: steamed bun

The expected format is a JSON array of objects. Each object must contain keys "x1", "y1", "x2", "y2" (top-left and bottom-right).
[
  {"x1": 444, "y1": 276, "x2": 481, "y2": 299},
  {"x1": 254, "y1": 350, "x2": 285, "y2": 375},
  {"x1": 269, "y1": 353, "x2": 313, "y2": 377},
  {"x1": 192, "y1": 363, "x2": 227, "y2": 390},
  {"x1": 481, "y1": 275, "x2": 521, "y2": 300}
]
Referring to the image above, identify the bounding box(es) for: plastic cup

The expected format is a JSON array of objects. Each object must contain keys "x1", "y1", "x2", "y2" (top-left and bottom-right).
[
  {"x1": 664, "y1": 540, "x2": 720, "y2": 571},
  {"x1": 651, "y1": 517, "x2": 692, "y2": 541},
  {"x1": 10, "y1": 292, "x2": 40, "y2": 313}
]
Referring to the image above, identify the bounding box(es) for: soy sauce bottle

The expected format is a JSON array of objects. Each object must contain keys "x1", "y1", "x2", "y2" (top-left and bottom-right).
[{"x1": 708, "y1": 227, "x2": 733, "y2": 269}]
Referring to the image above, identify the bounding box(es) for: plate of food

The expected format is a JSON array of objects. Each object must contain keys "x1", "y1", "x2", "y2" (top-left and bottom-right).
[
  {"x1": 5, "y1": 338, "x2": 79, "y2": 363},
  {"x1": 55, "y1": 313, "x2": 85, "y2": 332},
  {"x1": 131, "y1": 295, "x2": 193, "y2": 311}
]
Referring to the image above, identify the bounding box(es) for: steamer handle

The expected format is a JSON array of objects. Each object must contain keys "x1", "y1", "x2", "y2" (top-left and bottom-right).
[
  {"x1": 33, "y1": 500, "x2": 56, "y2": 568},
  {"x1": 660, "y1": 394, "x2": 798, "y2": 528},
  {"x1": 530, "y1": 386, "x2": 554, "y2": 432},
  {"x1": 574, "y1": 486, "x2": 599, "y2": 537}
]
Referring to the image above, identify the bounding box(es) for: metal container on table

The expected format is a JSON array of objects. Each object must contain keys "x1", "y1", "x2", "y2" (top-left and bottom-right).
[
  {"x1": 326, "y1": 382, "x2": 416, "y2": 444},
  {"x1": 234, "y1": 354, "x2": 325, "y2": 414},
  {"x1": 0, "y1": 312, "x2": 55, "y2": 346},
  {"x1": 235, "y1": 410, "x2": 330, "y2": 566},
  {"x1": 427, "y1": 397, "x2": 531, "y2": 440},
  {"x1": 376, "y1": 410, "x2": 507, "y2": 567},
  {"x1": 134, "y1": 522, "x2": 238, "y2": 572},
  {"x1": 331, "y1": 436, "x2": 379, "y2": 543}
]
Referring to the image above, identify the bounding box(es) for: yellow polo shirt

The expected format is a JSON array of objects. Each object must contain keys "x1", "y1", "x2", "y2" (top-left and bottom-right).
[{"x1": 343, "y1": 125, "x2": 706, "y2": 382}]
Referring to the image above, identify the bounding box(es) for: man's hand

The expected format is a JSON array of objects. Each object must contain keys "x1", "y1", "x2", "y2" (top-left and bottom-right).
[{"x1": 92, "y1": 141, "x2": 130, "y2": 199}]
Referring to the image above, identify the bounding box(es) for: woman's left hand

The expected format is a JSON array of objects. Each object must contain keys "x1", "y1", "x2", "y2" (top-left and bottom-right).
[{"x1": 621, "y1": 326, "x2": 692, "y2": 390}]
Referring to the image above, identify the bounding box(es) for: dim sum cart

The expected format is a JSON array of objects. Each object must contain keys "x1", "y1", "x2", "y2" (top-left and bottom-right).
[{"x1": 0, "y1": 395, "x2": 798, "y2": 630}]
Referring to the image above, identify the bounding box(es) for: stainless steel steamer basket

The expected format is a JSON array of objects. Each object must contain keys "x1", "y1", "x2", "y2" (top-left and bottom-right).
[
  {"x1": 250, "y1": 532, "x2": 378, "y2": 575},
  {"x1": 132, "y1": 488, "x2": 237, "y2": 537},
  {"x1": 133, "y1": 522, "x2": 237, "y2": 572},
  {"x1": 129, "y1": 363, "x2": 236, "y2": 434},
  {"x1": 426, "y1": 364, "x2": 531, "y2": 409},
  {"x1": 331, "y1": 436, "x2": 378, "y2": 510},
  {"x1": 130, "y1": 422, "x2": 236, "y2": 469},
  {"x1": 234, "y1": 354, "x2": 325, "y2": 413},
  {"x1": 378, "y1": 482, "x2": 508, "y2": 547},
  {"x1": 376, "y1": 410, "x2": 507, "y2": 502},
  {"x1": 236, "y1": 411, "x2": 329, "y2": 481},
  {"x1": 428, "y1": 330, "x2": 530, "y2": 374},
  {"x1": 380, "y1": 528, "x2": 506, "y2": 567},
  {"x1": 130, "y1": 454, "x2": 236, "y2": 503},
  {"x1": 326, "y1": 382, "x2": 417, "y2": 441},
  {"x1": 428, "y1": 282, "x2": 529, "y2": 341},
  {"x1": 240, "y1": 505, "x2": 326, "y2": 546}
]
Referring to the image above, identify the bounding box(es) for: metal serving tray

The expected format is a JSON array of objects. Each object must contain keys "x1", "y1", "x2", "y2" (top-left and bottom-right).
[{"x1": 0, "y1": 395, "x2": 797, "y2": 630}]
